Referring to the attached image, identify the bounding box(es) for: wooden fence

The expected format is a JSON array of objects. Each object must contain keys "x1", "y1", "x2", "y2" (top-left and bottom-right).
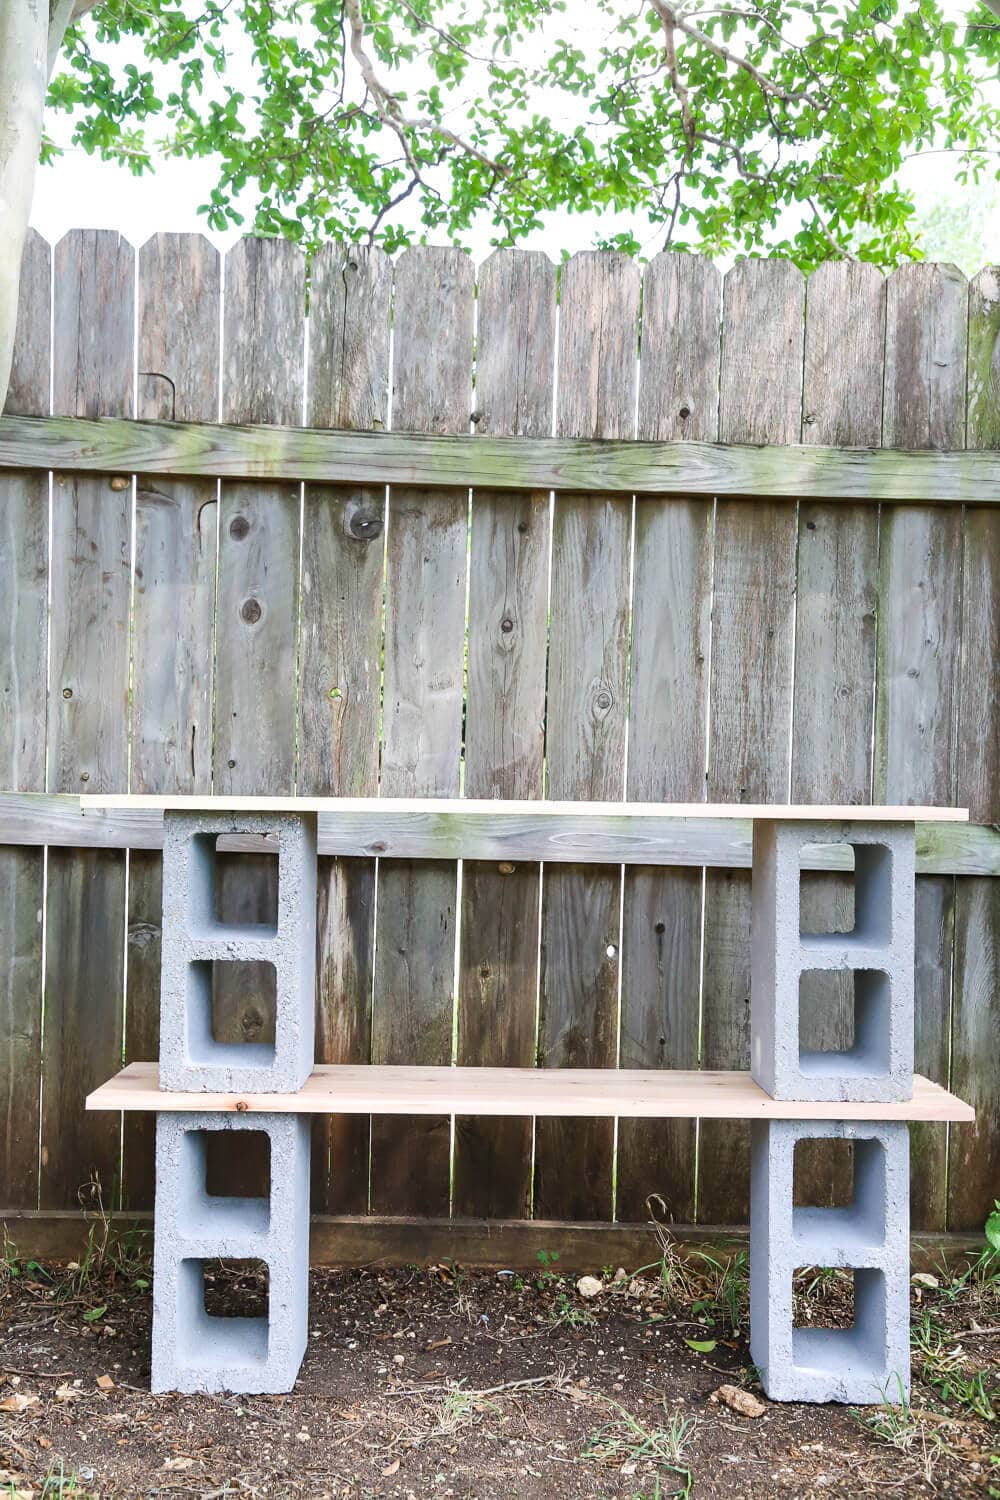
[{"x1": 0, "y1": 228, "x2": 997, "y2": 1260}]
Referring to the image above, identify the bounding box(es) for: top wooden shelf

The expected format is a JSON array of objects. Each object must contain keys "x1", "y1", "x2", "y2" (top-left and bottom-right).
[{"x1": 79, "y1": 795, "x2": 968, "y2": 823}]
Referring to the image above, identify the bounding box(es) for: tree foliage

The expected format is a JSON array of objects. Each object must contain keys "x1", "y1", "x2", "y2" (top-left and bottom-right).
[{"x1": 34, "y1": 0, "x2": 1000, "y2": 268}]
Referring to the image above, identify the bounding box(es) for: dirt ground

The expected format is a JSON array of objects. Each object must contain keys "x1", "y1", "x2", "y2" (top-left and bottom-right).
[{"x1": 0, "y1": 1232, "x2": 997, "y2": 1500}]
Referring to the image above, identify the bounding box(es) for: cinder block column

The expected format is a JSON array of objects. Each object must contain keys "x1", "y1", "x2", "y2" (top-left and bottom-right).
[
  {"x1": 750, "y1": 1119, "x2": 910, "y2": 1403},
  {"x1": 159, "y1": 811, "x2": 317, "y2": 1092},
  {"x1": 751, "y1": 821, "x2": 915, "y2": 1101},
  {"x1": 151, "y1": 1111, "x2": 311, "y2": 1394}
]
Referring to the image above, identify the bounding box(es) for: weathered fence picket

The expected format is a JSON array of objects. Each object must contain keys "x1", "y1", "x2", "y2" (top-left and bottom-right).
[{"x1": 0, "y1": 233, "x2": 997, "y2": 1257}]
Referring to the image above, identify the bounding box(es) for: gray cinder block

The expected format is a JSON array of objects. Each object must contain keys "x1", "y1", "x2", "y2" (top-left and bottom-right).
[
  {"x1": 159, "y1": 811, "x2": 317, "y2": 1092},
  {"x1": 751, "y1": 821, "x2": 915, "y2": 1101},
  {"x1": 151, "y1": 1111, "x2": 311, "y2": 1394},
  {"x1": 750, "y1": 1119, "x2": 910, "y2": 1404}
]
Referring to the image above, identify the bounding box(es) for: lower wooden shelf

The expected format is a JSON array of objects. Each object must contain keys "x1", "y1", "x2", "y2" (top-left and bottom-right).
[{"x1": 87, "y1": 1062, "x2": 974, "y2": 1122}]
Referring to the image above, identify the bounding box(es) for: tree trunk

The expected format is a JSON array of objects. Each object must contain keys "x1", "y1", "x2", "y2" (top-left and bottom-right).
[
  {"x1": 0, "y1": 0, "x2": 49, "y2": 413},
  {"x1": 0, "y1": 0, "x2": 91, "y2": 414}
]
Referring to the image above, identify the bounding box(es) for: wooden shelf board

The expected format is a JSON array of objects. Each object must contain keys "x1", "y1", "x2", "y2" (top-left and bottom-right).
[
  {"x1": 79, "y1": 794, "x2": 968, "y2": 823},
  {"x1": 86, "y1": 1063, "x2": 975, "y2": 1122}
]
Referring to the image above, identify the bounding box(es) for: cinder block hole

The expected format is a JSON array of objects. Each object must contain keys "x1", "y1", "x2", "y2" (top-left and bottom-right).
[
  {"x1": 791, "y1": 1269, "x2": 887, "y2": 1375},
  {"x1": 793, "y1": 1138, "x2": 854, "y2": 1209},
  {"x1": 799, "y1": 843, "x2": 891, "y2": 945},
  {"x1": 190, "y1": 836, "x2": 279, "y2": 936},
  {"x1": 791, "y1": 1136, "x2": 886, "y2": 1249},
  {"x1": 798, "y1": 969, "x2": 891, "y2": 1080},
  {"x1": 186, "y1": 959, "x2": 277, "y2": 1067},
  {"x1": 793, "y1": 1265, "x2": 856, "y2": 1329},
  {"x1": 201, "y1": 1258, "x2": 270, "y2": 1320},
  {"x1": 204, "y1": 1129, "x2": 271, "y2": 1201}
]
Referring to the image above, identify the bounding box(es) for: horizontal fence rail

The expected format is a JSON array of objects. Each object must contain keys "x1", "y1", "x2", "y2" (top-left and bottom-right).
[
  {"x1": 1, "y1": 794, "x2": 998, "y2": 875},
  {"x1": 1, "y1": 415, "x2": 999, "y2": 503}
]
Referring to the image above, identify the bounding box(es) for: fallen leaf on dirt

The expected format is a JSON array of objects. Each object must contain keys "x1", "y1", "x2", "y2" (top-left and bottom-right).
[
  {"x1": 163, "y1": 1456, "x2": 194, "y2": 1471},
  {"x1": 54, "y1": 1384, "x2": 80, "y2": 1404},
  {"x1": 576, "y1": 1275, "x2": 603, "y2": 1299},
  {"x1": 0, "y1": 1393, "x2": 38, "y2": 1413},
  {"x1": 684, "y1": 1338, "x2": 718, "y2": 1353},
  {"x1": 911, "y1": 1273, "x2": 939, "y2": 1290},
  {"x1": 426, "y1": 1337, "x2": 452, "y2": 1351},
  {"x1": 37, "y1": 1436, "x2": 52, "y2": 1450},
  {"x1": 712, "y1": 1384, "x2": 766, "y2": 1418},
  {"x1": 382, "y1": 1458, "x2": 400, "y2": 1476},
  {"x1": 96, "y1": 1374, "x2": 115, "y2": 1391}
]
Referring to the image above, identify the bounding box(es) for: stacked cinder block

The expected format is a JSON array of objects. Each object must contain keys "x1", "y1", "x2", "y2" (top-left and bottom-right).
[
  {"x1": 152, "y1": 812, "x2": 317, "y2": 1395},
  {"x1": 749, "y1": 821, "x2": 916, "y2": 1404}
]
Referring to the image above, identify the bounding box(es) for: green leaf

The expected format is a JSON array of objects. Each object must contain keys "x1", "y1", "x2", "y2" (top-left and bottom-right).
[
  {"x1": 83, "y1": 1305, "x2": 107, "y2": 1322},
  {"x1": 986, "y1": 1202, "x2": 1000, "y2": 1252},
  {"x1": 684, "y1": 1338, "x2": 718, "y2": 1353}
]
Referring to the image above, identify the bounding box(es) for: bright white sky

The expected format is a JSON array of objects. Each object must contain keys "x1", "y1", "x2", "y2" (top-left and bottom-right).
[{"x1": 28, "y1": 2, "x2": 1000, "y2": 272}]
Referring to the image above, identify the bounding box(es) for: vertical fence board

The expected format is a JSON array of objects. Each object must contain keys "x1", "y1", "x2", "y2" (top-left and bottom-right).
[
  {"x1": 618, "y1": 253, "x2": 719, "y2": 1224},
  {"x1": 455, "y1": 250, "x2": 555, "y2": 1219},
  {"x1": 210, "y1": 239, "x2": 305, "y2": 1194},
  {"x1": 303, "y1": 244, "x2": 392, "y2": 1215},
  {"x1": 948, "y1": 268, "x2": 1000, "y2": 1231},
  {"x1": 371, "y1": 247, "x2": 474, "y2": 1216},
  {"x1": 698, "y1": 259, "x2": 803, "y2": 1224},
  {"x1": 878, "y1": 263, "x2": 967, "y2": 1232},
  {"x1": 0, "y1": 228, "x2": 49, "y2": 1208},
  {"x1": 124, "y1": 233, "x2": 220, "y2": 1209},
  {"x1": 535, "y1": 252, "x2": 638, "y2": 1222},
  {"x1": 42, "y1": 230, "x2": 133, "y2": 1210},
  {"x1": 792, "y1": 261, "x2": 884, "y2": 1207}
]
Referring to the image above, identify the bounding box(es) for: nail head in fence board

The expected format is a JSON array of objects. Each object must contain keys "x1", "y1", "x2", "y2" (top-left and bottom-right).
[
  {"x1": 128, "y1": 233, "x2": 221, "y2": 1207},
  {"x1": 214, "y1": 237, "x2": 305, "y2": 795},
  {"x1": 536, "y1": 252, "x2": 639, "y2": 1222},
  {"x1": 879, "y1": 261, "x2": 968, "y2": 1233},
  {"x1": 618, "y1": 253, "x2": 720, "y2": 1223},
  {"x1": 304, "y1": 243, "x2": 391, "y2": 1215},
  {"x1": 0, "y1": 228, "x2": 49, "y2": 1207},
  {"x1": 793, "y1": 260, "x2": 884, "y2": 1206},
  {"x1": 456, "y1": 249, "x2": 555, "y2": 1219},
  {"x1": 42, "y1": 230, "x2": 133, "y2": 1211},
  {"x1": 949, "y1": 267, "x2": 1000, "y2": 1232},
  {"x1": 372, "y1": 246, "x2": 474, "y2": 1216},
  {"x1": 699, "y1": 257, "x2": 804, "y2": 1226}
]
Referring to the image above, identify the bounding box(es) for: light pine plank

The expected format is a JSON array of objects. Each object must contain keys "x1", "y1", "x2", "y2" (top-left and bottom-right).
[
  {"x1": 41, "y1": 231, "x2": 133, "y2": 1211},
  {"x1": 699, "y1": 258, "x2": 804, "y2": 1225},
  {"x1": 125, "y1": 234, "x2": 221, "y2": 1209},
  {"x1": 878, "y1": 262, "x2": 968, "y2": 1232},
  {"x1": 793, "y1": 261, "x2": 884, "y2": 1206},
  {"x1": 455, "y1": 249, "x2": 555, "y2": 1220},
  {"x1": 949, "y1": 267, "x2": 1000, "y2": 1231},
  {"x1": 214, "y1": 238, "x2": 305, "y2": 794},
  {"x1": 87, "y1": 1062, "x2": 975, "y2": 1124},
  {"x1": 372, "y1": 247, "x2": 474, "y2": 1216},
  {"x1": 0, "y1": 228, "x2": 49, "y2": 1207},
  {"x1": 303, "y1": 243, "x2": 391, "y2": 1215},
  {"x1": 619, "y1": 253, "x2": 720, "y2": 1223},
  {"x1": 536, "y1": 252, "x2": 639, "y2": 1222}
]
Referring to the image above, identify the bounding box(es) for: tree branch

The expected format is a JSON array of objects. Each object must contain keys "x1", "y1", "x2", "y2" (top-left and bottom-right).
[
  {"x1": 649, "y1": 0, "x2": 821, "y2": 108},
  {"x1": 344, "y1": 0, "x2": 506, "y2": 176}
]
